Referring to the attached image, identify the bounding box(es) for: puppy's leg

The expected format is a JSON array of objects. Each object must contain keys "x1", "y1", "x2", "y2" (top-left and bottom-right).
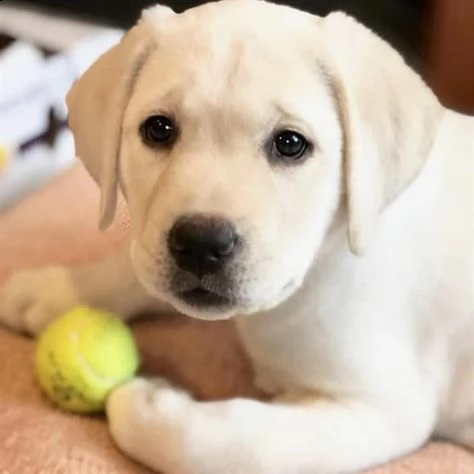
[
  {"x1": 107, "y1": 377, "x2": 434, "y2": 474},
  {"x1": 0, "y1": 247, "x2": 163, "y2": 335}
]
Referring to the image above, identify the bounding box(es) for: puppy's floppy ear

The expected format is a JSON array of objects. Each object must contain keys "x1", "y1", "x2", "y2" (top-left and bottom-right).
[
  {"x1": 321, "y1": 13, "x2": 444, "y2": 255},
  {"x1": 66, "y1": 5, "x2": 175, "y2": 230}
]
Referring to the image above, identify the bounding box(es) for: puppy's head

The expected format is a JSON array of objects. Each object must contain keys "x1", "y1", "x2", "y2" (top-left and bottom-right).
[{"x1": 67, "y1": 0, "x2": 443, "y2": 320}]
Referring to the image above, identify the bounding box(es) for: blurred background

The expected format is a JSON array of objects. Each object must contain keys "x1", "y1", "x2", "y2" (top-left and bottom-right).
[{"x1": 0, "y1": 0, "x2": 473, "y2": 211}]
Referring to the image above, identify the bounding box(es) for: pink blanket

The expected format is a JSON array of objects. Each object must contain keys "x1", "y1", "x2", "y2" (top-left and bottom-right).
[{"x1": 0, "y1": 164, "x2": 472, "y2": 473}]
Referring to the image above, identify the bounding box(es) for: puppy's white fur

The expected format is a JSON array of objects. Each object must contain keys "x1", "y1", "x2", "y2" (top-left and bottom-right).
[{"x1": 1, "y1": 1, "x2": 473, "y2": 473}]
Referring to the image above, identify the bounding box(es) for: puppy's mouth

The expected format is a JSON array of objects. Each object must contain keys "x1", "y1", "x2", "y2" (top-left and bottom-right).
[{"x1": 176, "y1": 286, "x2": 234, "y2": 309}]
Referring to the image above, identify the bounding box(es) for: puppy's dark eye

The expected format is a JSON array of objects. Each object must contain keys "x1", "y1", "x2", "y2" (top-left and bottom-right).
[
  {"x1": 273, "y1": 130, "x2": 308, "y2": 161},
  {"x1": 140, "y1": 115, "x2": 176, "y2": 145}
]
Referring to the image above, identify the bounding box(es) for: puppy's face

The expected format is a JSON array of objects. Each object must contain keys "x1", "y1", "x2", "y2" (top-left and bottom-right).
[
  {"x1": 120, "y1": 5, "x2": 343, "y2": 319},
  {"x1": 68, "y1": 1, "x2": 441, "y2": 321}
]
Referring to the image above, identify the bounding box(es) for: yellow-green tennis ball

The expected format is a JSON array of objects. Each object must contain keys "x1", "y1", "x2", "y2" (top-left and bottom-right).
[{"x1": 35, "y1": 306, "x2": 140, "y2": 414}]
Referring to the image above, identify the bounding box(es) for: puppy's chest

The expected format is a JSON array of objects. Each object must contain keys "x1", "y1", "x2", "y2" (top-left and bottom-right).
[{"x1": 234, "y1": 310, "x2": 365, "y2": 394}]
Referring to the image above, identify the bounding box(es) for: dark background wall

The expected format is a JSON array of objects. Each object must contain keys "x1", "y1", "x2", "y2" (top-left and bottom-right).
[{"x1": 19, "y1": 0, "x2": 426, "y2": 69}]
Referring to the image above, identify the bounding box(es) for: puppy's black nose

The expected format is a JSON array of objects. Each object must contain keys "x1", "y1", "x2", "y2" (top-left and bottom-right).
[{"x1": 168, "y1": 215, "x2": 239, "y2": 276}]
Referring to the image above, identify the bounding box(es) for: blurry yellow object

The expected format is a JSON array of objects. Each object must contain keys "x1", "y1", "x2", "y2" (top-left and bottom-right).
[{"x1": 0, "y1": 145, "x2": 10, "y2": 173}]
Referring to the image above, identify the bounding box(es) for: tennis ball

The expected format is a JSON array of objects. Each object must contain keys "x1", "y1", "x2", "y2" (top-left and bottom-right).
[{"x1": 35, "y1": 306, "x2": 140, "y2": 414}]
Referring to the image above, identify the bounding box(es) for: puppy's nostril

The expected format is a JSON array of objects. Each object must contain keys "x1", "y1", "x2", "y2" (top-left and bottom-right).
[
  {"x1": 213, "y1": 236, "x2": 237, "y2": 257},
  {"x1": 169, "y1": 239, "x2": 189, "y2": 255}
]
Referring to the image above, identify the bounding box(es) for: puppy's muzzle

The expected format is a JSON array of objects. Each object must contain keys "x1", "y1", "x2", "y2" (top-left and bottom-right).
[{"x1": 168, "y1": 214, "x2": 240, "y2": 277}]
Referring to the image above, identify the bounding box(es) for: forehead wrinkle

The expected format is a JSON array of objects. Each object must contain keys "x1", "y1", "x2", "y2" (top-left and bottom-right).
[
  {"x1": 139, "y1": 88, "x2": 183, "y2": 118},
  {"x1": 130, "y1": 42, "x2": 155, "y2": 85}
]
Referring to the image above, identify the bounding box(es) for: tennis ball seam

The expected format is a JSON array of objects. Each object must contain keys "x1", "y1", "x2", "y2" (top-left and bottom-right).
[{"x1": 71, "y1": 331, "x2": 131, "y2": 386}]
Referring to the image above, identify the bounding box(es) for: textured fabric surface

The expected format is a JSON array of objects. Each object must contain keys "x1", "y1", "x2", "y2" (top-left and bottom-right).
[{"x1": 0, "y1": 164, "x2": 473, "y2": 473}]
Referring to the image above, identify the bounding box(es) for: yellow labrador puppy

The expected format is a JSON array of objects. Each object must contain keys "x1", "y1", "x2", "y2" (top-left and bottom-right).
[{"x1": 1, "y1": 1, "x2": 473, "y2": 472}]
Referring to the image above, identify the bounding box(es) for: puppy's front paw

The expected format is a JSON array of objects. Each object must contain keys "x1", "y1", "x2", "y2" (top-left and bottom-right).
[
  {"x1": 0, "y1": 267, "x2": 79, "y2": 335},
  {"x1": 107, "y1": 377, "x2": 190, "y2": 473}
]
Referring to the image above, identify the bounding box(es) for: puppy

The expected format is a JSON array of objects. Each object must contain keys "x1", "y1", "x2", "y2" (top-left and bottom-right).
[{"x1": 1, "y1": 1, "x2": 473, "y2": 473}]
